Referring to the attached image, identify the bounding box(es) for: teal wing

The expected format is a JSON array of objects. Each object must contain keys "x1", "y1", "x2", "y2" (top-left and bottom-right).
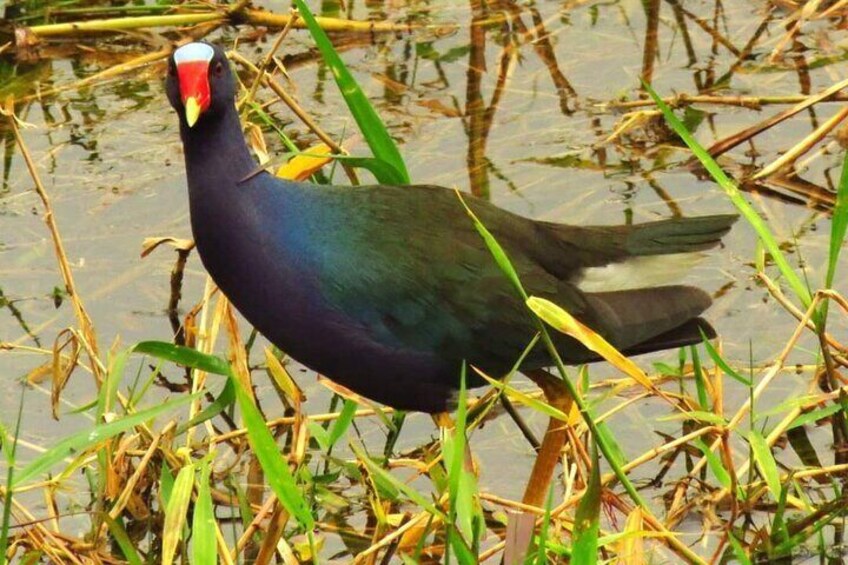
[{"x1": 302, "y1": 184, "x2": 583, "y2": 373}]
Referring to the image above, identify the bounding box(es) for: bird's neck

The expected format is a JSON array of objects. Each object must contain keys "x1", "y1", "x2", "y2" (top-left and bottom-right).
[{"x1": 180, "y1": 107, "x2": 257, "y2": 191}]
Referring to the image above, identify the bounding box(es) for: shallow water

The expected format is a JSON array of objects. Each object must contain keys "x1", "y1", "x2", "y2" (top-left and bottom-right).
[{"x1": 1, "y1": 0, "x2": 846, "y2": 559}]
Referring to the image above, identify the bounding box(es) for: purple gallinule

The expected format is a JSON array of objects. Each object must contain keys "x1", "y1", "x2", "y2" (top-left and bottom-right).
[{"x1": 166, "y1": 42, "x2": 735, "y2": 504}]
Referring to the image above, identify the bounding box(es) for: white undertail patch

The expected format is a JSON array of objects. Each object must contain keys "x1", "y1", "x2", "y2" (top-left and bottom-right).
[
  {"x1": 576, "y1": 252, "x2": 705, "y2": 292},
  {"x1": 173, "y1": 43, "x2": 214, "y2": 64}
]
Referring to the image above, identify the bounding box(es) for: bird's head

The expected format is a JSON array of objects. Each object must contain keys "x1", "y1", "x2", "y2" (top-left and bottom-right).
[{"x1": 166, "y1": 42, "x2": 235, "y2": 128}]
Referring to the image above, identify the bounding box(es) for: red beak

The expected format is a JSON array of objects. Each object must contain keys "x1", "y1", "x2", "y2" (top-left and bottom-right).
[{"x1": 176, "y1": 60, "x2": 211, "y2": 127}]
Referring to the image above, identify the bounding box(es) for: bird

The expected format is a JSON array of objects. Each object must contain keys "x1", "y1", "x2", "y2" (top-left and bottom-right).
[{"x1": 165, "y1": 42, "x2": 737, "y2": 415}]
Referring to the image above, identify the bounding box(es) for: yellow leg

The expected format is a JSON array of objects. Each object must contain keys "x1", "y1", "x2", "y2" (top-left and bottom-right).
[{"x1": 521, "y1": 369, "x2": 573, "y2": 507}]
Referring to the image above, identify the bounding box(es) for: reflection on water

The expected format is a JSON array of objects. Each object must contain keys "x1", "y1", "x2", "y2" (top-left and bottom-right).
[{"x1": 1, "y1": 0, "x2": 847, "y2": 557}]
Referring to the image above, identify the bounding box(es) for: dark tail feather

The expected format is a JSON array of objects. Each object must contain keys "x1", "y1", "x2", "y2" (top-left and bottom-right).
[
  {"x1": 585, "y1": 285, "x2": 712, "y2": 350},
  {"x1": 624, "y1": 214, "x2": 738, "y2": 255},
  {"x1": 536, "y1": 214, "x2": 738, "y2": 276},
  {"x1": 621, "y1": 317, "x2": 715, "y2": 357}
]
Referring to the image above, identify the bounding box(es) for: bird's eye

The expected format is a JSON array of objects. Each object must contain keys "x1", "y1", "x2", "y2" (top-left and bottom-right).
[{"x1": 213, "y1": 62, "x2": 224, "y2": 77}]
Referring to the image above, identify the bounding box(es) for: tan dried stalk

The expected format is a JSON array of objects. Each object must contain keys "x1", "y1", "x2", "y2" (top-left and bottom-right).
[
  {"x1": 752, "y1": 105, "x2": 848, "y2": 180},
  {"x1": 3, "y1": 105, "x2": 104, "y2": 386}
]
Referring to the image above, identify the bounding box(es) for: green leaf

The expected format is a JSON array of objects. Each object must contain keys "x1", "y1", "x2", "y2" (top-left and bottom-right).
[
  {"x1": 134, "y1": 341, "x2": 231, "y2": 376},
  {"x1": 326, "y1": 154, "x2": 407, "y2": 185},
  {"x1": 727, "y1": 532, "x2": 752, "y2": 565},
  {"x1": 232, "y1": 378, "x2": 314, "y2": 529},
  {"x1": 572, "y1": 442, "x2": 600, "y2": 564},
  {"x1": 446, "y1": 365, "x2": 482, "y2": 549},
  {"x1": 448, "y1": 534, "x2": 477, "y2": 565},
  {"x1": 160, "y1": 463, "x2": 175, "y2": 507},
  {"x1": 652, "y1": 362, "x2": 680, "y2": 376},
  {"x1": 690, "y1": 345, "x2": 709, "y2": 411},
  {"x1": 786, "y1": 404, "x2": 844, "y2": 431},
  {"x1": 327, "y1": 399, "x2": 357, "y2": 450},
  {"x1": 700, "y1": 331, "x2": 752, "y2": 386},
  {"x1": 291, "y1": 0, "x2": 409, "y2": 184},
  {"x1": 658, "y1": 410, "x2": 728, "y2": 425},
  {"x1": 162, "y1": 463, "x2": 195, "y2": 565},
  {"x1": 99, "y1": 347, "x2": 131, "y2": 420},
  {"x1": 692, "y1": 439, "x2": 732, "y2": 492},
  {"x1": 681, "y1": 106, "x2": 705, "y2": 133},
  {"x1": 692, "y1": 439, "x2": 745, "y2": 501},
  {"x1": 533, "y1": 489, "x2": 555, "y2": 564},
  {"x1": 825, "y1": 151, "x2": 848, "y2": 290},
  {"x1": 176, "y1": 379, "x2": 235, "y2": 435},
  {"x1": 820, "y1": 151, "x2": 848, "y2": 325},
  {"x1": 192, "y1": 461, "x2": 217, "y2": 564},
  {"x1": 477, "y1": 372, "x2": 569, "y2": 422},
  {"x1": 307, "y1": 420, "x2": 331, "y2": 452},
  {"x1": 13, "y1": 392, "x2": 199, "y2": 488},
  {"x1": 748, "y1": 429, "x2": 781, "y2": 500},
  {"x1": 102, "y1": 515, "x2": 143, "y2": 565},
  {"x1": 456, "y1": 191, "x2": 527, "y2": 298},
  {"x1": 351, "y1": 442, "x2": 442, "y2": 517},
  {"x1": 595, "y1": 422, "x2": 627, "y2": 469},
  {"x1": 0, "y1": 389, "x2": 26, "y2": 560}
]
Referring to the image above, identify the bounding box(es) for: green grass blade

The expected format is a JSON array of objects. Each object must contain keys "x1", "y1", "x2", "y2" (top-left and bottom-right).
[
  {"x1": 786, "y1": 404, "x2": 843, "y2": 431},
  {"x1": 477, "y1": 372, "x2": 569, "y2": 422},
  {"x1": 700, "y1": 331, "x2": 752, "y2": 386},
  {"x1": 102, "y1": 515, "x2": 143, "y2": 565},
  {"x1": 748, "y1": 429, "x2": 781, "y2": 500},
  {"x1": 351, "y1": 442, "x2": 442, "y2": 517},
  {"x1": 13, "y1": 392, "x2": 199, "y2": 488},
  {"x1": 692, "y1": 439, "x2": 729, "y2": 490},
  {"x1": 232, "y1": 377, "x2": 314, "y2": 529},
  {"x1": 447, "y1": 533, "x2": 477, "y2": 565},
  {"x1": 307, "y1": 420, "x2": 330, "y2": 451},
  {"x1": 291, "y1": 0, "x2": 409, "y2": 184},
  {"x1": 727, "y1": 532, "x2": 752, "y2": 565},
  {"x1": 326, "y1": 155, "x2": 407, "y2": 185},
  {"x1": 327, "y1": 399, "x2": 357, "y2": 450},
  {"x1": 457, "y1": 191, "x2": 527, "y2": 298},
  {"x1": 772, "y1": 506, "x2": 843, "y2": 556},
  {"x1": 0, "y1": 388, "x2": 26, "y2": 561},
  {"x1": 160, "y1": 463, "x2": 175, "y2": 507},
  {"x1": 644, "y1": 81, "x2": 812, "y2": 307},
  {"x1": 825, "y1": 152, "x2": 848, "y2": 290},
  {"x1": 99, "y1": 347, "x2": 130, "y2": 419},
  {"x1": 532, "y1": 488, "x2": 555, "y2": 564},
  {"x1": 176, "y1": 379, "x2": 235, "y2": 435},
  {"x1": 134, "y1": 341, "x2": 232, "y2": 376},
  {"x1": 446, "y1": 365, "x2": 482, "y2": 550},
  {"x1": 690, "y1": 345, "x2": 709, "y2": 410},
  {"x1": 693, "y1": 438, "x2": 744, "y2": 500},
  {"x1": 819, "y1": 150, "x2": 848, "y2": 325},
  {"x1": 572, "y1": 442, "x2": 600, "y2": 564},
  {"x1": 771, "y1": 474, "x2": 791, "y2": 544},
  {"x1": 162, "y1": 463, "x2": 195, "y2": 565},
  {"x1": 658, "y1": 410, "x2": 728, "y2": 425},
  {"x1": 136, "y1": 341, "x2": 237, "y2": 434},
  {"x1": 595, "y1": 422, "x2": 627, "y2": 469},
  {"x1": 192, "y1": 461, "x2": 217, "y2": 565}
]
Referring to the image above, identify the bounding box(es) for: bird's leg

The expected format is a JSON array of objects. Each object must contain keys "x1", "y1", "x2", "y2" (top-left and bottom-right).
[
  {"x1": 432, "y1": 412, "x2": 454, "y2": 430},
  {"x1": 432, "y1": 412, "x2": 476, "y2": 474},
  {"x1": 500, "y1": 396, "x2": 541, "y2": 451},
  {"x1": 521, "y1": 369, "x2": 574, "y2": 508}
]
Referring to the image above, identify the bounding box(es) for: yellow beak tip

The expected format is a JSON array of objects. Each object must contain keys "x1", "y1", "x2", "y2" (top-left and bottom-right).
[{"x1": 185, "y1": 97, "x2": 201, "y2": 127}]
